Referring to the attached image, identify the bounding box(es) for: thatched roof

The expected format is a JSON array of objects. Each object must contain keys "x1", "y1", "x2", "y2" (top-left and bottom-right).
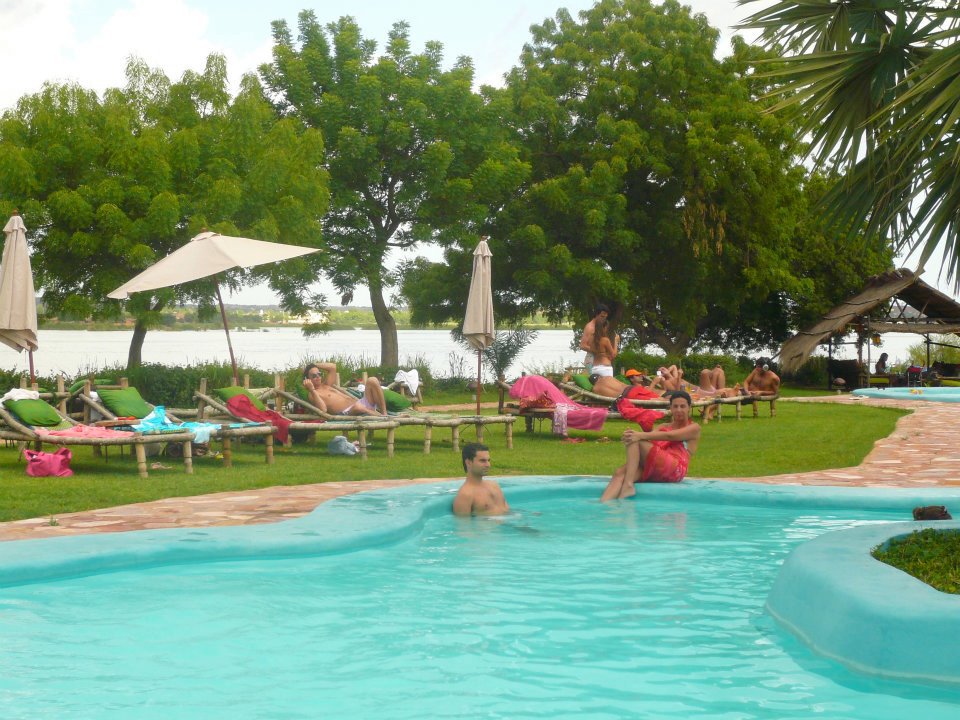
[{"x1": 778, "y1": 268, "x2": 960, "y2": 373}]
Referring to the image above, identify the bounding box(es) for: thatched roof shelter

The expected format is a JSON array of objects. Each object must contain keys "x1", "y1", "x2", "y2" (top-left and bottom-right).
[{"x1": 778, "y1": 268, "x2": 960, "y2": 373}]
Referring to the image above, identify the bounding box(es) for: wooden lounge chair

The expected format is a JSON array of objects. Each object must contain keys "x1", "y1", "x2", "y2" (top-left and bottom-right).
[
  {"x1": 0, "y1": 397, "x2": 194, "y2": 479},
  {"x1": 266, "y1": 378, "x2": 515, "y2": 453},
  {"x1": 77, "y1": 380, "x2": 275, "y2": 468},
  {"x1": 194, "y1": 379, "x2": 399, "y2": 458}
]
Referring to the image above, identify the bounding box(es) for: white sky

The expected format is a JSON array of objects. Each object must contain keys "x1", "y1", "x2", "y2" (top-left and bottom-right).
[{"x1": 1, "y1": 0, "x2": 954, "y2": 348}]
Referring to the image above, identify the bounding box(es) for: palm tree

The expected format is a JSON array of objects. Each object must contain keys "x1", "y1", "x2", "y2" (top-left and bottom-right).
[{"x1": 739, "y1": 1, "x2": 960, "y2": 288}]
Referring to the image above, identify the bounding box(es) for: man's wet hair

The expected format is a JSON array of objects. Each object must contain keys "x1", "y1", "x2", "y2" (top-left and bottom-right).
[
  {"x1": 303, "y1": 363, "x2": 319, "y2": 379},
  {"x1": 669, "y1": 389, "x2": 692, "y2": 406},
  {"x1": 593, "y1": 303, "x2": 610, "y2": 317},
  {"x1": 462, "y1": 442, "x2": 490, "y2": 472}
]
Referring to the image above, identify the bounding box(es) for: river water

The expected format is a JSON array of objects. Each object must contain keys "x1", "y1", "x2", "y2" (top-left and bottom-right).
[
  {"x1": 4, "y1": 326, "x2": 924, "y2": 379},
  {"x1": 5, "y1": 328, "x2": 585, "y2": 379}
]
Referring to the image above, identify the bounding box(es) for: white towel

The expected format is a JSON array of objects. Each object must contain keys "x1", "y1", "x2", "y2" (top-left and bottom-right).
[
  {"x1": 0, "y1": 388, "x2": 40, "y2": 404},
  {"x1": 394, "y1": 369, "x2": 420, "y2": 395}
]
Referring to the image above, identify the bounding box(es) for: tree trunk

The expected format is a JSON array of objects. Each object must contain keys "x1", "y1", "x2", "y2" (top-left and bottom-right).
[
  {"x1": 369, "y1": 275, "x2": 399, "y2": 368},
  {"x1": 648, "y1": 328, "x2": 692, "y2": 358},
  {"x1": 127, "y1": 319, "x2": 148, "y2": 369}
]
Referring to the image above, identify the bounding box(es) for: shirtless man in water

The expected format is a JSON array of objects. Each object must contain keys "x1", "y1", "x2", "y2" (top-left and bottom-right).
[
  {"x1": 302, "y1": 362, "x2": 387, "y2": 416},
  {"x1": 453, "y1": 443, "x2": 509, "y2": 516}
]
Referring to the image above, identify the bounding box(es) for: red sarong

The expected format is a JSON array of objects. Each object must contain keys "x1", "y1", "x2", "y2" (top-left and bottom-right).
[
  {"x1": 226, "y1": 395, "x2": 293, "y2": 445},
  {"x1": 641, "y1": 440, "x2": 689, "y2": 483},
  {"x1": 616, "y1": 386, "x2": 665, "y2": 431}
]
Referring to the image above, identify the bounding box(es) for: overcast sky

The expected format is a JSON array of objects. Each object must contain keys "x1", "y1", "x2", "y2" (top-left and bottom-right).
[{"x1": 1, "y1": 0, "x2": 949, "y2": 315}]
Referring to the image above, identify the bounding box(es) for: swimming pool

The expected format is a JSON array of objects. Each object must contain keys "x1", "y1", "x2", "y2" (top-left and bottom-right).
[
  {"x1": 853, "y1": 386, "x2": 960, "y2": 402},
  {"x1": 2, "y1": 478, "x2": 960, "y2": 719}
]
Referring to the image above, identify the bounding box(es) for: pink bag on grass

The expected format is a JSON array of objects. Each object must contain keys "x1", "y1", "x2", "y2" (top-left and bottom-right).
[{"x1": 24, "y1": 448, "x2": 74, "y2": 477}]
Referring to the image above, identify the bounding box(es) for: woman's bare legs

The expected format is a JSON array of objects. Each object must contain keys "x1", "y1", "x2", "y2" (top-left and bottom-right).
[{"x1": 600, "y1": 440, "x2": 652, "y2": 501}]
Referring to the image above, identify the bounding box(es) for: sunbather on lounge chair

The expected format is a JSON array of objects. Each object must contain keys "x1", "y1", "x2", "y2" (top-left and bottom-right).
[
  {"x1": 303, "y1": 362, "x2": 386, "y2": 415},
  {"x1": 744, "y1": 358, "x2": 780, "y2": 397}
]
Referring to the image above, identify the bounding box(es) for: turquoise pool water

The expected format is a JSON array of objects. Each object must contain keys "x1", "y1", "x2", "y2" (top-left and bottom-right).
[
  {"x1": 2, "y1": 480, "x2": 960, "y2": 719},
  {"x1": 853, "y1": 386, "x2": 960, "y2": 402}
]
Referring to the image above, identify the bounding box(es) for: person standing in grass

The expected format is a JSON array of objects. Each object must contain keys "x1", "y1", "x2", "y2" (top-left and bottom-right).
[
  {"x1": 600, "y1": 390, "x2": 701, "y2": 502},
  {"x1": 453, "y1": 443, "x2": 509, "y2": 516},
  {"x1": 579, "y1": 304, "x2": 610, "y2": 371}
]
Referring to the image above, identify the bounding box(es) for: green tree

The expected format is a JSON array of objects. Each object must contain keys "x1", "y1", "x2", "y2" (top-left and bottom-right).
[
  {"x1": 0, "y1": 55, "x2": 329, "y2": 367},
  {"x1": 260, "y1": 13, "x2": 527, "y2": 366},
  {"x1": 404, "y1": 0, "x2": 890, "y2": 355},
  {"x1": 739, "y1": 0, "x2": 960, "y2": 288}
]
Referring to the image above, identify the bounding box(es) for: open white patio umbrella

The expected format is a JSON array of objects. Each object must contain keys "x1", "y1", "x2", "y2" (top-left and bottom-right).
[
  {"x1": 0, "y1": 212, "x2": 39, "y2": 383},
  {"x1": 109, "y1": 230, "x2": 320, "y2": 384},
  {"x1": 462, "y1": 237, "x2": 494, "y2": 416}
]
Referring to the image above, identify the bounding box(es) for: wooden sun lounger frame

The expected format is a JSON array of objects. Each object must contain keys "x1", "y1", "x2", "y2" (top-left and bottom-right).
[
  {"x1": 0, "y1": 403, "x2": 194, "y2": 479},
  {"x1": 266, "y1": 376, "x2": 515, "y2": 453},
  {"x1": 78, "y1": 380, "x2": 275, "y2": 468},
  {"x1": 194, "y1": 379, "x2": 399, "y2": 458},
  {"x1": 560, "y1": 382, "x2": 778, "y2": 421}
]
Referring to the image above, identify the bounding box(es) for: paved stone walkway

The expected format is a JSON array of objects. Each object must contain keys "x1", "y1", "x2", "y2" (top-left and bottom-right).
[{"x1": 2, "y1": 395, "x2": 957, "y2": 542}]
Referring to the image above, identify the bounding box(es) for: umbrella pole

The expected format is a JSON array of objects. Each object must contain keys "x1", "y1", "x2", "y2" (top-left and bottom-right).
[
  {"x1": 476, "y1": 348, "x2": 482, "y2": 416},
  {"x1": 215, "y1": 283, "x2": 239, "y2": 386},
  {"x1": 28, "y1": 350, "x2": 35, "y2": 386}
]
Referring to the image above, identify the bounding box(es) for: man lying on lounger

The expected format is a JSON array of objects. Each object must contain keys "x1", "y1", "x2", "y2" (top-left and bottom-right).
[{"x1": 302, "y1": 362, "x2": 387, "y2": 415}]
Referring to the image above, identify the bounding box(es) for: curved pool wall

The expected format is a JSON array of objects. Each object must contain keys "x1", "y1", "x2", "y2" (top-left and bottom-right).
[
  {"x1": 3, "y1": 477, "x2": 960, "y2": 685},
  {"x1": 853, "y1": 386, "x2": 960, "y2": 402},
  {"x1": 766, "y1": 520, "x2": 960, "y2": 685}
]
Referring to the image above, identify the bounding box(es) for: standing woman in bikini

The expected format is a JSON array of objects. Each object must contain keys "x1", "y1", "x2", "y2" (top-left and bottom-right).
[
  {"x1": 600, "y1": 390, "x2": 701, "y2": 501},
  {"x1": 590, "y1": 317, "x2": 618, "y2": 378}
]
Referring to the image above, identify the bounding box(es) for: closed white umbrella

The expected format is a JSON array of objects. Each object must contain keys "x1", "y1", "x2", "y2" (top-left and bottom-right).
[
  {"x1": 462, "y1": 238, "x2": 494, "y2": 415},
  {"x1": 0, "y1": 212, "x2": 39, "y2": 382},
  {"x1": 109, "y1": 230, "x2": 320, "y2": 384}
]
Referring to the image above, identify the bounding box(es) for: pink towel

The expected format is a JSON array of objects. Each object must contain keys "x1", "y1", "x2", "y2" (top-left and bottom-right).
[
  {"x1": 510, "y1": 375, "x2": 607, "y2": 433},
  {"x1": 35, "y1": 425, "x2": 136, "y2": 438}
]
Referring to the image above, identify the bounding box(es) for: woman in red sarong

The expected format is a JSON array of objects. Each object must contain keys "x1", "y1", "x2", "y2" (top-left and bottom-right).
[{"x1": 600, "y1": 390, "x2": 701, "y2": 502}]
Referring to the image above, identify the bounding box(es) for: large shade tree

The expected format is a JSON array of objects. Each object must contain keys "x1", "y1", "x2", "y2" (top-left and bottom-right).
[
  {"x1": 260, "y1": 13, "x2": 527, "y2": 367},
  {"x1": 740, "y1": 0, "x2": 960, "y2": 289},
  {"x1": 0, "y1": 55, "x2": 329, "y2": 367},
  {"x1": 403, "y1": 0, "x2": 892, "y2": 354}
]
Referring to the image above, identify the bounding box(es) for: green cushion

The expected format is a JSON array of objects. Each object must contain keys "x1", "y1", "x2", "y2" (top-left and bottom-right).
[
  {"x1": 215, "y1": 386, "x2": 267, "y2": 412},
  {"x1": 97, "y1": 387, "x2": 154, "y2": 419},
  {"x1": 383, "y1": 388, "x2": 412, "y2": 412},
  {"x1": 68, "y1": 378, "x2": 115, "y2": 394},
  {"x1": 4, "y1": 398, "x2": 63, "y2": 427},
  {"x1": 571, "y1": 374, "x2": 594, "y2": 391}
]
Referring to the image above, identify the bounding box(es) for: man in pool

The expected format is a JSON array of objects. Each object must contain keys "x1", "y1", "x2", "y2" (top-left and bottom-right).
[
  {"x1": 600, "y1": 390, "x2": 701, "y2": 501},
  {"x1": 453, "y1": 443, "x2": 510, "y2": 516},
  {"x1": 302, "y1": 362, "x2": 387, "y2": 416}
]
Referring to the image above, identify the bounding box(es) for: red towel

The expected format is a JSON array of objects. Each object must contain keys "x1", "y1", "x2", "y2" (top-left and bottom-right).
[
  {"x1": 226, "y1": 395, "x2": 292, "y2": 445},
  {"x1": 617, "y1": 386, "x2": 665, "y2": 431}
]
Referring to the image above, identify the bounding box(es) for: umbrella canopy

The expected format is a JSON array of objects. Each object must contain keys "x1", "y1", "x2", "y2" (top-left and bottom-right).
[
  {"x1": 108, "y1": 231, "x2": 319, "y2": 299},
  {"x1": 463, "y1": 238, "x2": 494, "y2": 415},
  {"x1": 109, "y1": 231, "x2": 320, "y2": 383},
  {"x1": 0, "y1": 213, "x2": 39, "y2": 354},
  {"x1": 462, "y1": 238, "x2": 494, "y2": 350}
]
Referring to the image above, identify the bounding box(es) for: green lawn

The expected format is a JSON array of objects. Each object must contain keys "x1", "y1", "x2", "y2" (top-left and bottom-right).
[{"x1": 0, "y1": 401, "x2": 907, "y2": 522}]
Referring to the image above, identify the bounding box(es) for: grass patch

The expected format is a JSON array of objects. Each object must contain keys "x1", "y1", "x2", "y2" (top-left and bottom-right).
[
  {"x1": 0, "y1": 401, "x2": 907, "y2": 522},
  {"x1": 873, "y1": 528, "x2": 960, "y2": 594}
]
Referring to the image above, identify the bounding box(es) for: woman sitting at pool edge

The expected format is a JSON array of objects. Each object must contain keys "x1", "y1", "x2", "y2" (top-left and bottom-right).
[{"x1": 600, "y1": 390, "x2": 701, "y2": 502}]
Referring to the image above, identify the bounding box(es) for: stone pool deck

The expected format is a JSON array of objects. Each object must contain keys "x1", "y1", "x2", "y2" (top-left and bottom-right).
[{"x1": 2, "y1": 395, "x2": 957, "y2": 542}]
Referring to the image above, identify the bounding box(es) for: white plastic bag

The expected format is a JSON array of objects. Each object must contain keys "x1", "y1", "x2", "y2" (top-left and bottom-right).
[{"x1": 327, "y1": 435, "x2": 359, "y2": 456}]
